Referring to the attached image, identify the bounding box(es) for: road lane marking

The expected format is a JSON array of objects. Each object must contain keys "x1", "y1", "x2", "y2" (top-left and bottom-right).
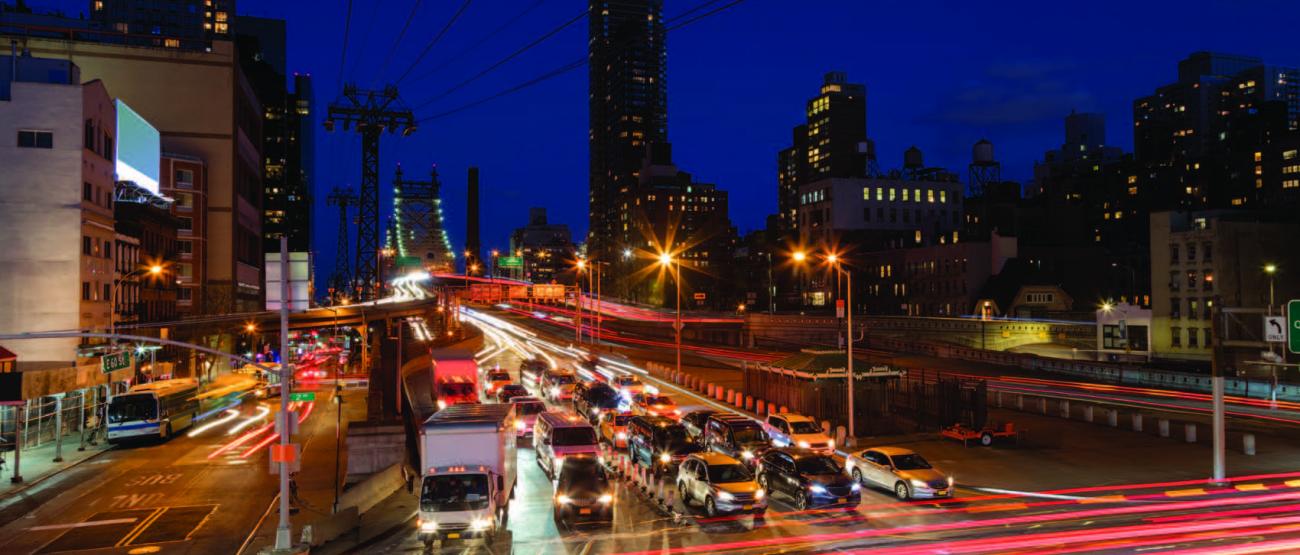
[
  {"x1": 966, "y1": 502, "x2": 1028, "y2": 513},
  {"x1": 1078, "y1": 495, "x2": 1126, "y2": 504},
  {"x1": 27, "y1": 518, "x2": 138, "y2": 531},
  {"x1": 1236, "y1": 483, "x2": 1268, "y2": 492},
  {"x1": 115, "y1": 507, "x2": 166, "y2": 547},
  {"x1": 1165, "y1": 488, "x2": 1206, "y2": 497}
]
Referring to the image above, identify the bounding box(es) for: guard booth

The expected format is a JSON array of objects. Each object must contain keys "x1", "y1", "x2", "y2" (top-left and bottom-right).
[{"x1": 743, "y1": 349, "x2": 906, "y2": 436}]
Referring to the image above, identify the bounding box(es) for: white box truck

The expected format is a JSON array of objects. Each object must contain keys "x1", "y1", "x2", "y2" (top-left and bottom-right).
[{"x1": 417, "y1": 403, "x2": 517, "y2": 544}]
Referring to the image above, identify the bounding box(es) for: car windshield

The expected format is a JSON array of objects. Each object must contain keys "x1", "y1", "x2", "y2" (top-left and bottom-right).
[
  {"x1": 514, "y1": 401, "x2": 545, "y2": 415},
  {"x1": 438, "y1": 382, "x2": 475, "y2": 397},
  {"x1": 891, "y1": 453, "x2": 932, "y2": 470},
  {"x1": 420, "y1": 474, "x2": 489, "y2": 512},
  {"x1": 609, "y1": 414, "x2": 633, "y2": 426},
  {"x1": 558, "y1": 458, "x2": 608, "y2": 491},
  {"x1": 656, "y1": 427, "x2": 694, "y2": 450},
  {"x1": 615, "y1": 376, "x2": 639, "y2": 386},
  {"x1": 642, "y1": 395, "x2": 672, "y2": 406},
  {"x1": 707, "y1": 463, "x2": 753, "y2": 483},
  {"x1": 549, "y1": 374, "x2": 575, "y2": 385},
  {"x1": 552, "y1": 426, "x2": 598, "y2": 446},
  {"x1": 108, "y1": 394, "x2": 156, "y2": 423},
  {"x1": 502, "y1": 385, "x2": 526, "y2": 394},
  {"x1": 789, "y1": 421, "x2": 822, "y2": 434},
  {"x1": 488, "y1": 371, "x2": 510, "y2": 381},
  {"x1": 588, "y1": 386, "x2": 621, "y2": 406},
  {"x1": 732, "y1": 427, "x2": 768, "y2": 445},
  {"x1": 795, "y1": 456, "x2": 842, "y2": 475}
]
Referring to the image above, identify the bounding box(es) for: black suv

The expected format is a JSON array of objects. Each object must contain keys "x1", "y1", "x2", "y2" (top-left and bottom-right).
[
  {"x1": 552, "y1": 455, "x2": 615, "y2": 525},
  {"x1": 572, "y1": 382, "x2": 621, "y2": 424},
  {"x1": 757, "y1": 448, "x2": 861, "y2": 509},
  {"x1": 627, "y1": 415, "x2": 702, "y2": 476},
  {"x1": 704, "y1": 414, "x2": 770, "y2": 466},
  {"x1": 680, "y1": 409, "x2": 717, "y2": 441}
]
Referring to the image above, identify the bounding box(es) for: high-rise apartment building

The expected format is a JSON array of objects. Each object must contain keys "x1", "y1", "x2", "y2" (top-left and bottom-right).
[
  {"x1": 777, "y1": 72, "x2": 868, "y2": 237},
  {"x1": 588, "y1": 0, "x2": 667, "y2": 261},
  {"x1": 90, "y1": 0, "x2": 234, "y2": 48},
  {"x1": 238, "y1": 16, "x2": 312, "y2": 253},
  {"x1": 510, "y1": 208, "x2": 576, "y2": 285}
]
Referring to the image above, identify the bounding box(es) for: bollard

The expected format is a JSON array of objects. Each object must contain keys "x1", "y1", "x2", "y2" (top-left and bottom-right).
[
  {"x1": 1084, "y1": 405, "x2": 1094, "y2": 423},
  {"x1": 1017, "y1": 394, "x2": 1024, "y2": 411},
  {"x1": 734, "y1": 394, "x2": 744, "y2": 409},
  {"x1": 1059, "y1": 400, "x2": 1070, "y2": 418},
  {"x1": 744, "y1": 396, "x2": 753, "y2": 411},
  {"x1": 715, "y1": 387, "x2": 725, "y2": 402},
  {"x1": 835, "y1": 425, "x2": 846, "y2": 446},
  {"x1": 996, "y1": 390, "x2": 1003, "y2": 408},
  {"x1": 1132, "y1": 413, "x2": 1144, "y2": 432},
  {"x1": 53, "y1": 396, "x2": 64, "y2": 463},
  {"x1": 1184, "y1": 423, "x2": 1197, "y2": 443},
  {"x1": 1243, "y1": 433, "x2": 1256, "y2": 456},
  {"x1": 706, "y1": 383, "x2": 715, "y2": 397},
  {"x1": 1107, "y1": 409, "x2": 1118, "y2": 428},
  {"x1": 664, "y1": 477, "x2": 676, "y2": 510},
  {"x1": 726, "y1": 389, "x2": 735, "y2": 404},
  {"x1": 1159, "y1": 418, "x2": 1170, "y2": 438},
  {"x1": 1040, "y1": 397, "x2": 1049, "y2": 415},
  {"x1": 756, "y1": 400, "x2": 765, "y2": 414},
  {"x1": 821, "y1": 420, "x2": 831, "y2": 435},
  {"x1": 780, "y1": 406, "x2": 789, "y2": 414}
]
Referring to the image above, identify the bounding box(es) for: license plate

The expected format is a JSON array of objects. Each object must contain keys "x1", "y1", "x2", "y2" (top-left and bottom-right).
[
  {"x1": 742, "y1": 504, "x2": 752, "y2": 510},
  {"x1": 837, "y1": 498, "x2": 846, "y2": 504},
  {"x1": 579, "y1": 508, "x2": 592, "y2": 515},
  {"x1": 447, "y1": 533, "x2": 460, "y2": 539}
]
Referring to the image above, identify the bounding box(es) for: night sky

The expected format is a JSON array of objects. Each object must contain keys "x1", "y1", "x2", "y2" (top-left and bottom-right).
[{"x1": 34, "y1": 0, "x2": 1300, "y2": 280}]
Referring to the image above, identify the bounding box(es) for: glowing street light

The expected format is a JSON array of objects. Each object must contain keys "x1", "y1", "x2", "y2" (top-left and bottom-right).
[{"x1": 792, "y1": 250, "x2": 807, "y2": 263}]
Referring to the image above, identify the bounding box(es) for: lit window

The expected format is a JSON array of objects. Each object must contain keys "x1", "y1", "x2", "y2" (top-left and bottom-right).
[
  {"x1": 927, "y1": 189, "x2": 935, "y2": 203},
  {"x1": 1254, "y1": 152, "x2": 1263, "y2": 162},
  {"x1": 889, "y1": 188, "x2": 896, "y2": 201},
  {"x1": 902, "y1": 189, "x2": 909, "y2": 201}
]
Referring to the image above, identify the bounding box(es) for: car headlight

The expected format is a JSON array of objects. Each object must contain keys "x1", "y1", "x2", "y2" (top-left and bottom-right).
[
  {"x1": 591, "y1": 408, "x2": 600, "y2": 416},
  {"x1": 827, "y1": 440, "x2": 835, "y2": 449},
  {"x1": 851, "y1": 483, "x2": 861, "y2": 492},
  {"x1": 514, "y1": 420, "x2": 525, "y2": 431},
  {"x1": 948, "y1": 476, "x2": 955, "y2": 487},
  {"x1": 755, "y1": 489, "x2": 765, "y2": 500},
  {"x1": 809, "y1": 484, "x2": 827, "y2": 494},
  {"x1": 556, "y1": 495, "x2": 573, "y2": 505},
  {"x1": 741, "y1": 450, "x2": 754, "y2": 460},
  {"x1": 673, "y1": 409, "x2": 681, "y2": 415},
  {"x1": 616, "y1": 431, "x2": 627, "y2": 440},
  {"x1": 469, "y1": 517, "x2": 492, "y2": 531},
  {"x1": 436, "y1": 400, "x2": 447, "y2": 410},
  {"x1": 910, "y1": 479, "x2": 927, "y2": 488},
  {"x1": 717, "y1": 491, "x2": 735, "y2": 502},
  {"x1": 597, "y1": 493, "x2": 614, "y2": 504},
  {"x1": 797, "y1": 441, "x2": 811, "y2": 449},
  {"x1": 550, "y1": 387, "x2": 560, "y2": 397},
  {"x1": 659, "y1": 453, "x2": 671, "y2": 464},
  {"x1": 419, "y1": 519, "x2": 438, "y2": 532}
]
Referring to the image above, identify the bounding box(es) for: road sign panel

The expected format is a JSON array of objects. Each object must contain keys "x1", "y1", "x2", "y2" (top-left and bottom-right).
[
  {"x1": 1289, "y1": 300, "x2": 1300, "y2": 354},
  {"x1": 1264, "y1": 316, "x2": 1287, "y2": 343},
  {"x1": 289, "y1": 392, "x2": 316, "y2": 402},
  {"x1": 101, "y1": 351, "x2": 132, "y2": 374},
  {"x1": 497, "y1": 256, "x2": 523, "y2": 268}
]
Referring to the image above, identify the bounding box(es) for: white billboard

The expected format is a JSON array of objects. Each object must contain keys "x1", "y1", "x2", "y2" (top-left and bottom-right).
[{"x1": 114, "y1": 99, "x2": 160, "y2": 195}]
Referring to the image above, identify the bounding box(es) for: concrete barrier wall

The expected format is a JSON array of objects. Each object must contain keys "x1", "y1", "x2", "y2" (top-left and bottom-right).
[{"x1": 337, "y1": 462, "x2": 406, "y2": 516}]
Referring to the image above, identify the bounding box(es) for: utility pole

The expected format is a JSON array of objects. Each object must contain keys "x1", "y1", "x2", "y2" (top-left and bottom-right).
[
  {"x1": 1210, "y1": 306, "x2": 1226, "y2": 483},
  {"x1": 275, "y1": 237, "x2": 294, "y2": 550},
  {"x1": 324, "y1": 84, "x2": 415, "y2": 301},
  {"x1": 327, "y1": 186, "x2": 358, "y2": 301}
]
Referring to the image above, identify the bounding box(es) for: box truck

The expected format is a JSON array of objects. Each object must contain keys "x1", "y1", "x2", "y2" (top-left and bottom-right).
[{"x1": 417, "y1": 403, "x2": 517, "y2": 544}]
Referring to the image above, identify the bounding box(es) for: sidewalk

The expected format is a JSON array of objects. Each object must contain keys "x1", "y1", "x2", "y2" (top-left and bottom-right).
[{"x1": 0, "y1": 431, "x2": 111, "y2": 499}]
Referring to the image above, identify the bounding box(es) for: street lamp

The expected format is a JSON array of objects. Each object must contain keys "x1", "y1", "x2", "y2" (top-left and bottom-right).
[
  {"x1": 659, "y1": 251, "x2": 682, "y2": 378},
  {"x1": 825, "y1": 253, "x2": 856, "y2": 440},
  {"x1": 109, "y1": 264, "x2": 165, "y2": 341},
  {"x1": 1264, "y1": 263, "x2": 1279, "y2": 405}
]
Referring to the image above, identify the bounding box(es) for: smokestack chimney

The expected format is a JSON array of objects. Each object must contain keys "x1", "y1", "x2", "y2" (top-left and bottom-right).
[{"x1": 466, "y1": 167, "x2": 481, "y2": 272}]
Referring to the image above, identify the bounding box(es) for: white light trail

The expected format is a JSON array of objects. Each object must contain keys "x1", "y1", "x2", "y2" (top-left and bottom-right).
[
  {"x1": 227, "y1": 405, "x2": 271, "y2": 435},
  {"x1": 187, "y1": 409, "x2": 240, "y2": 437}
]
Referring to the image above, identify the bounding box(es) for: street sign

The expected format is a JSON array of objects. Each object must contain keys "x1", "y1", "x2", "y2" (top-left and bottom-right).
[
  {"x1": 692, "y1": 292, "x2": 706, "y2": 301},
  {"x1": 101, "y1": 351, "x2": 131, "y2": 374},
  {"x1": 497, "y1": 256, "x2": 523, "y2": 269},
  {"x1": 1264, "y1": 316, "x2": 1287, "y2": 343},
  {"x1": 269, "y1": 443, "x2": 301, "y2": 474},
  {"x1": 289, "y1": 392, "x2": 316, "y2": 402},
  {"x1": 1289, "y1": 300, "x2": 1300, "y2": 354}
]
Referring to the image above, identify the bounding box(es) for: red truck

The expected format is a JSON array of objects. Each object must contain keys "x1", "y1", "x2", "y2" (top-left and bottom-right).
[{"x1": 432, "y1": 355, "x2": 480, "y2": 411}]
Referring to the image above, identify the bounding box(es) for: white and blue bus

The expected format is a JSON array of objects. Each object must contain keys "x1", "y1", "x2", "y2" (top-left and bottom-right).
[{"x1": 107, "y1": 378, "x2": 201, "y2": 443}]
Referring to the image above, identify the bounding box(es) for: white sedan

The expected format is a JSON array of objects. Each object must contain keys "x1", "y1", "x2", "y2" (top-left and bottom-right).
[{"x1": 845, "y1": 446, "x2": 953, "y2": 500}]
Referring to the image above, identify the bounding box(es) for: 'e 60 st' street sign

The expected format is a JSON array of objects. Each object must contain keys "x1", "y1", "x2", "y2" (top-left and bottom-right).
[
  {"x1": 101, "y1": 351, "x2": 132, "y2": 374},
  {"x1": 1289, "y1": 300, "x2": 1300, "y2": 354}
]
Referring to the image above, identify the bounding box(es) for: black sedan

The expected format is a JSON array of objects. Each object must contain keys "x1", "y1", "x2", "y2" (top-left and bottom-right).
[
  {"x1": 496, "y1": 383, "x2": 529, "y2": 403},
  {"x1": 756, "y1": 448, "x2": 860, "y2": 510}
]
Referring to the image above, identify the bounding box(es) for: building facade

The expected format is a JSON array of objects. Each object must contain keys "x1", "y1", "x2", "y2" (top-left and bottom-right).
[
  {"x1": 795, "y1": 176, "x2": 964, "y2": 249},
  {"x1": 777, "y1": 72, "x2": 869, "y2": 238},
  {"x1": 0, "y1": 56, "x2": 116, "y2": 363},
  {"x1": 587, "y1": 0, "x2": 667, "y2": 262},
  {"x1": 162, "y1": 153, "x2": 207, "y2": 314},
  {"x1": 90, "y1": 0, "x2": 234, "y2": 48},
  {"x1": 114, "y1": 184, "x2": 180, "y2": 326},
  {"x1": 510, "y1": 208, "x2": 576, "y2": 285}
]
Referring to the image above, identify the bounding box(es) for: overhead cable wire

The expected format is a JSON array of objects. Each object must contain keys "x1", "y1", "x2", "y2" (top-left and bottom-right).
[
  {"x1": 394, "y1": 0, "x2": 474, "y2": 85},
  {"x1": 410, "y1": 8, "x2": 588, "y2": 110},
  {"x1": 376, "y1": 0, "x2": 424, "y2": 83},
  {"x1": 336, "y1": 0, "x2": 355, "y2": 90},
  {"x1": 414, "y1": 0, "x2": 749, "y2": 123},
  {"x1": 407, "y1": 0, "x2": 546, "y2": 84}
]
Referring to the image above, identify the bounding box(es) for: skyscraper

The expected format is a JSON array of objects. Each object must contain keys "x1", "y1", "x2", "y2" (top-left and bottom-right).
[
  {"x1": 90, "y1": 0, "x2": 234, "y2": 48},
  {"x1": 777, "y1": 72, "x2": 868, "y2": 238},
  {"x1": 588, "y1": 0, "x2": 667, "y2": 261}
]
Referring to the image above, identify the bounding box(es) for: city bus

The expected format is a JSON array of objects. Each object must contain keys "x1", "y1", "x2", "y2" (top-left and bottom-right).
[{"x1": 106, "y1": 378, "x2": 201, "y2": 443}]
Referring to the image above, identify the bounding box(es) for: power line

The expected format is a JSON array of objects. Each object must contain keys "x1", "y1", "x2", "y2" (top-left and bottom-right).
[
  {"x1": 394, "y1": 0, "x2": 474, "y2": 85},
  {"x1": 410, "y1": 9, "x2": 587, "y2": 111},
  {"x1": 664, "y1": 0, "x2": 726, "y2": 24},
  {"x1": 407, "y1": 0, "x2": 545, "y2": 85},
  {"x1": 413, "y1": 0, "x2": 750, "y2": 123},
  {"x1": 376, "y1": 0, "x2": 424, "y2": 83},
  {"x1": 336, "y1": 0, "x2": 355, "y2": 91},
  {"x1": 347, "y1": 0, "x2": 387, "y2": 85}
]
